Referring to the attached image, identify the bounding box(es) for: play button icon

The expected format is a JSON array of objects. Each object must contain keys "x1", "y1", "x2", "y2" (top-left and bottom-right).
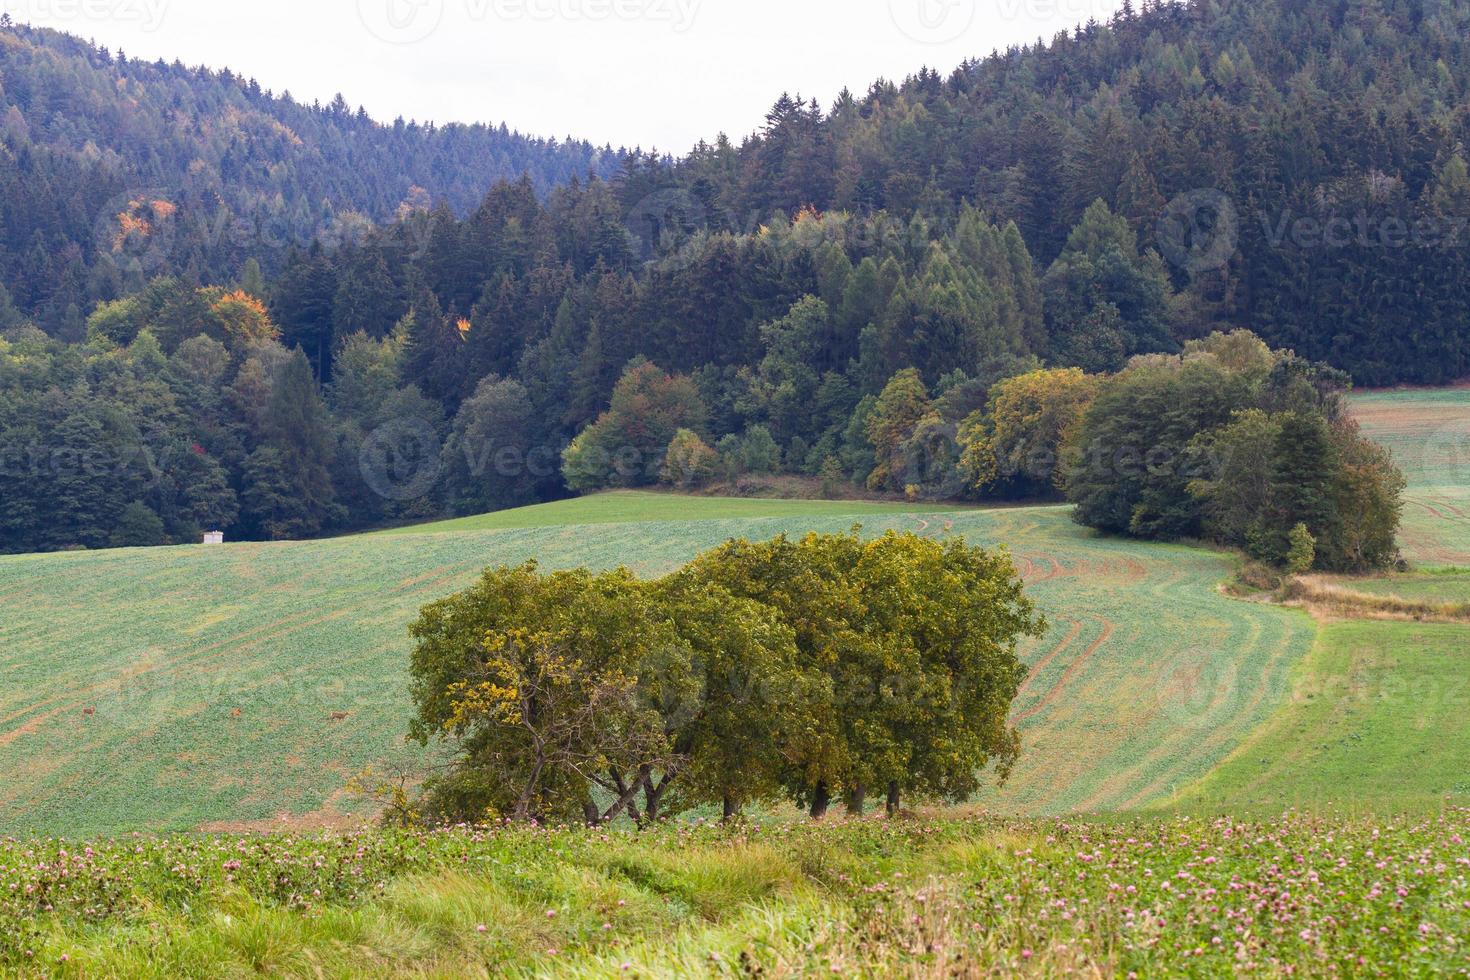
[{"x1": 358, "y1": 0, "x2": 445, "y2": 45}]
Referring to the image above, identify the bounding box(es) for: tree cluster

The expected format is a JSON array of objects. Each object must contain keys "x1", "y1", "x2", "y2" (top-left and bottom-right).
[
  {"x1": 1062, "y1": 331, "x2": 1405, "y2": 571},
  {"x1": 406, "y1": 530, "x2": 1045, "y2": 826}
]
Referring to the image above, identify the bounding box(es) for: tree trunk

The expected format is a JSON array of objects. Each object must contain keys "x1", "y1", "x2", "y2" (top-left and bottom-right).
[
  {"x1": 722, "y1": 794, "x2": 738, "y2": 823},
  {"x1": 583, "y1": 802, "x2": 601, "y2": 827},
  {"x1": 847, "y1": 782, "x2": 867, "y2": 817},
  {"x1": 642, "y1": 768, "x2": 678, "y2": 825},
  {"x1": 514, "y1": 757, "x2": 546, "y2": 822},
  {"x1": 886, "y1": 781, "x2": 901, "y2": 817},
  {"x1": 602, "y1": 769, "x2": 645, "y2": 826},
  {"x1": 810, "y1": 781, "x2": 831, "y2": 820}
]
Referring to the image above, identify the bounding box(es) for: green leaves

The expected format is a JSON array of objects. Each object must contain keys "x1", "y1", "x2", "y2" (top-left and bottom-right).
[{"x1": 409, "y1": 529, "x2": 1043, "y2": 825}]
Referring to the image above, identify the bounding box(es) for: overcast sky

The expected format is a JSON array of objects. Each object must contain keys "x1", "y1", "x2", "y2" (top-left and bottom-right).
[{"x1": 5, "y1": 0, "x2": 1125, "y2": 151}]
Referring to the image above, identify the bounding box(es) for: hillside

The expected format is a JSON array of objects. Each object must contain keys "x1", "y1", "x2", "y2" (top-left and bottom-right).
[
  {"x1": 1177, "y1": 618, "x2": 1470, "y2": 812},
  {"x1": 1153, "y1": 388, "x2": 1470, "y2": 812},
  {"x1": 4, "y1": 388, "x2": 1462, "y2": 836},
  {"x1": 3, "y1": 2, "x2": 1466, "y2": 557},
  {"x1": 0, "y1": 496, "x2": 1312, "y2": 836},
  {"x1": 654, "y1": 0, "x2": 1470, "y2": 386},
  {"x1": 0, "y1": 18, "x2": 621, "y2": 332}
]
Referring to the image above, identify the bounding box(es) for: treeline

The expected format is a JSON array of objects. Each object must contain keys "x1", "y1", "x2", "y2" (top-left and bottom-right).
[
  {"x1": 0, "y1": 17, "x2": 623, "y2": 334},
  {"x1": 0, "y1": 224, "x2": 1403, "y2": 564},
  {"x1": 8, "y1": 0, "x2": 1470, "y2": 387},
  {"x1": 1, "y1": 193, "x2": 1068, "y2": 551},
  {"x1": 0, "y1": 280, "x2": 449, "y2": 551},
  {"x1": 0, "y1": 0, "x2": 1441, "y2": 552},
  {"x1": 404, "y1": 530, "x2": 1044, "y2": 825}
]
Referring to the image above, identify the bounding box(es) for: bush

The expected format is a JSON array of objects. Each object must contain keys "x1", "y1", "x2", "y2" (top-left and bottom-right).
[
  {"x1": 1286, "y1": 523, "x2": 1316, "y2": 575},
  {"x1": 660, "y1": 429, "x2": 719, "y2": 489}
]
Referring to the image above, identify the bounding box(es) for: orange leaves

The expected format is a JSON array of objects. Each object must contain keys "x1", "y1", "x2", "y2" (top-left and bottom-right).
[
  {"x1": 206, "y1": 287, "x2": 279, "y2": 345},
  {"x1": 110, "y1": 198, "x2": 176, "y2": 252}
]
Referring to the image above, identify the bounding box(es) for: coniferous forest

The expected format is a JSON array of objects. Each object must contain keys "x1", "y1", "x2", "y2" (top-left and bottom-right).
[{"x1": 1, "y1": 0, "x2": 1462, "y2": 556}]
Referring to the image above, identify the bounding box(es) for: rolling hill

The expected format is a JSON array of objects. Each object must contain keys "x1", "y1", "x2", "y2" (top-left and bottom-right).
[
  {"x1": 0, "y1": 496, "x2": 1313, "y2": 836},
  {"x1": 3, "y1": 390, "x2": 1466, "y2": 836},
  {"x1": 1166, "y1": 388, "x2": 1470, "y2": 812}
]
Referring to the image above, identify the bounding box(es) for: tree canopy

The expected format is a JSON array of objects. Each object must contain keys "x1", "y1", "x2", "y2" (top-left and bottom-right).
[{"x1": 407, "y1": 530, "x2": 1044, "y2": 825}]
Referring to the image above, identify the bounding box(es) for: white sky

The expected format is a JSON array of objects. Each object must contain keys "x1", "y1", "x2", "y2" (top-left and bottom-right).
[{"x1": 4, "y1": 0, "x2": 1126, "y2": 151}]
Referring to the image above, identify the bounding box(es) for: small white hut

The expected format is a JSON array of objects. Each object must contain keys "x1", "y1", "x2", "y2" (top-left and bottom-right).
[{"x1": 202, "y1": 530, "x2": 225, "y2": 545}]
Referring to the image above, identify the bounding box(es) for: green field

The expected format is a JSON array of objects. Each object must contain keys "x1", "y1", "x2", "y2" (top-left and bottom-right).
[
  {"x1": 1, "y1": 389, "x2": 1463, "y2": 839},
  {"x1": 0, "y1": 498, "x2": 1313, "y2": 836},
  {"x1": 374, "y1": 490, "x2": 972, "y2": 535},
  {"x1": 1176, "y1": 619, "x2": 1470, "y2": 813},
  {"x1": 1168, "y1": 388, "x2": 1470, "y2": 815},
  {"x1": 6, "y1": 393, "x2": 1470, "y2": 977},
  {"x1": 1351, "y1": 387, "x2": 1470, "y2": 567},
  {"x1": 1330, "y1": 568, "x2": 1470, "y2": 605}
]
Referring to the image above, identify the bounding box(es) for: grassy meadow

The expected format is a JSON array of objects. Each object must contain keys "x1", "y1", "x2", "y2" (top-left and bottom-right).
[
  {"x1": 1351, "y1": 387, "x2": 1470, "y2": 567},
  {"x1": 3, "y1": 389, "x2": 1469, "y2": 975},
  {"x1": 5, "y1": 811, "x2": 1468, "y2": 977},
  {"x1": 0, "y1": 498, "x2": 1314, "y2": 836},
  {"x1": 373, "y1": 491, "x2": 974, "y2": 535},
  {"x1": 1175, "y1": 619, "x2": 1470, "y2": 813}
]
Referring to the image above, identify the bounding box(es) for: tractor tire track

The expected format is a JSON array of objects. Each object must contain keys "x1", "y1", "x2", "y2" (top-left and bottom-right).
[{"x1": 1013, "y1": 616, "x2": 1117, "y2": 726}]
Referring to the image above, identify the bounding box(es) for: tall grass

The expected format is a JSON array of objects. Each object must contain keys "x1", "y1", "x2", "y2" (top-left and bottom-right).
[{"x1": 8, "y1": 809, "x2": 1468, "y2": 976}]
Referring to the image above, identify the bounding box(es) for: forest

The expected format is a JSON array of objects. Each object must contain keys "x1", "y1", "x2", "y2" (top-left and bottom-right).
[
  {"x1": 0, "y1": 0, "x2": 1452, "y2": 556},
  {"x1": 0, "y1": 16, "x2": 622, "y2": 332}
]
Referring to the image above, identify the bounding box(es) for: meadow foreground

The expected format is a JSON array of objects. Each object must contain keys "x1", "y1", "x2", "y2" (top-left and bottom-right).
[{"x1": 3, "y1": 810, "x2": 1467, "y2": 977}]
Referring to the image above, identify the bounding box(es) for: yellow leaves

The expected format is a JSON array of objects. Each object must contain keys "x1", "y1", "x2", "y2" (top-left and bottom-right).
[
  {"x1": 456, "y1": 318, "x2": 472, "y2": 340},
  {"x1": 205, "y1": 287, "x2": 279, "y2": 345},
  {"x1": 444, "y1": 680, "x2": 522, "y2": 730},
  {"x1": 211, "y1": 289, "x2": 267, "y2": 319}
]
